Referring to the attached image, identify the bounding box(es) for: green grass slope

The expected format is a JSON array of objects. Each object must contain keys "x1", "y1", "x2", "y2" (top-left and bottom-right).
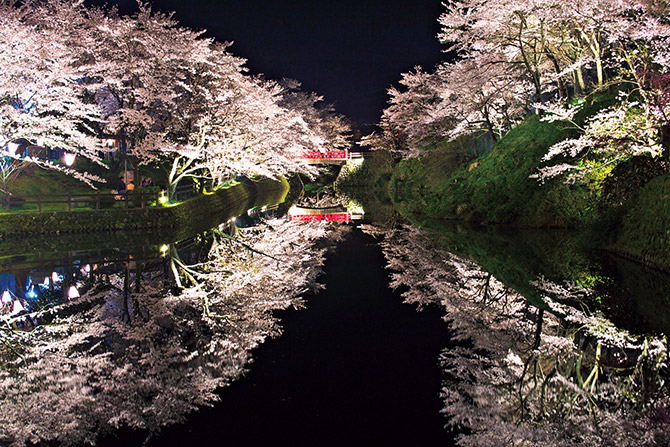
[{"x1": 390, "y1": 96, "x2": 621, "y2": 227}]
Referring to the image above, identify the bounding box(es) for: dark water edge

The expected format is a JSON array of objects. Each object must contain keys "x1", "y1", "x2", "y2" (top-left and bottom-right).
[{"x1": 96, "y1": 228, "x2": 458, "y2": 447}]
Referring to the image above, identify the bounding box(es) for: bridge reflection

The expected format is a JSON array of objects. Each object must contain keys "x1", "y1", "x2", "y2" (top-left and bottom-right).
[{"x1": 288, "y1": 205, "x2": 364, "y2": 223}]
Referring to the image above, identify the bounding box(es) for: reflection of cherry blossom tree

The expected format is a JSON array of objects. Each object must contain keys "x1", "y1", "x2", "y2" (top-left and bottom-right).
[
  {"x1": 365, "y1": 224, "x2": 670, "y2": 447},
  {"x1": 0, "y1": 219, "x2": 348, "y2": 446}
]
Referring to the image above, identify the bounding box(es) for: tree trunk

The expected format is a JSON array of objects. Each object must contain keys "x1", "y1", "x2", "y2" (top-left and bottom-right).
[
  {"x1": 595, "y1": 57, "x2": 604, "y2": 89},
  {"x1": 575, "y1": 68, "x2": 586, "y2": 96},
  {"x1": 548, "y1": 52, "x2": 569, "y2": 100},
  {"x1": 483, "y1": 108, "x2": 498, "y2": 144}
]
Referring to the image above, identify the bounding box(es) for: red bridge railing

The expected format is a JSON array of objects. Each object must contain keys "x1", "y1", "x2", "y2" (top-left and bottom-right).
[
  {"x1": 289, "y1": 213, "x2": 351, "y2": 222},
  {"x1": 300, "y1": 150, "x2": 350, "y2": 160}
]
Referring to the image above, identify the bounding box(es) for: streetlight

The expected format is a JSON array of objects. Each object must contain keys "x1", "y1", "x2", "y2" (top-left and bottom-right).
[
  {"x1": 63, "y1": 153, "x2": 76, "y2": 166},
  {"x1": 6, "y1": 142, "x2": 19, "y2": 156}
]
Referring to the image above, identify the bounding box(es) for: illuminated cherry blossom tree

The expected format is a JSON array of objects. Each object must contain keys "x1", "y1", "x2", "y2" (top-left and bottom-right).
[
  {"x1": 533, "y1": 2, "x2": 670, "y2": 182},
  {"x1": 1, "y1": 0, "x2": 349, "y2": 190},
  {"x1": 0, "y1": 0, "x2": 107, "y2": 185},
  {"x1": 379, "y1": 0, "x2": 670, "y2": 177}
]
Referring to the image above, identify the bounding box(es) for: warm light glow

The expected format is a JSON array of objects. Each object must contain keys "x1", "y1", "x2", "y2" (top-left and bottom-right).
[
  {"x1": 347, "y1": 201, "x2": 365, "y2": 215},
  {"x1": 160, "y1": 244, "x2": 169, "y2": 256},
  {"x1": 159, "y1": 191, "x2": 168, "y2": 205},
  {"x1": 1, "y1": 290, "x2": 12, "y2": 304},
  {"x1": 63, "y1": 153, "x2": 76, "y2": 166},
  {"x1": 7, "y1": 142, "x2": 19, "y2": 156},
  {"x1": 68, "y1": 286, "x2": 80, "y2": 299}
]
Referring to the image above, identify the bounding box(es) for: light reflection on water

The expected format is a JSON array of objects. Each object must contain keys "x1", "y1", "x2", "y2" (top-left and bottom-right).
[
  {"x1": 1, "y1": 185, "x2": 669, "y2": 446},
  {"x1": 0, "y1": 204, "x2": 348, "y2": 445},
  {"x1": 367, "y1": 222, "x2": 670, "y2": 446}
]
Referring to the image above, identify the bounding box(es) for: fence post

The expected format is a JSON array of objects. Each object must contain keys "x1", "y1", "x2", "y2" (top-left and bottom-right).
[
  {"x1": 141, "y1": 192, "x2": 145, "y2": 209},
  {"x1": 37, "y1": 194, "x2": 41, "y2": 213},
  {"x1": 124, "y1": 192, "x2": 128, "y2": 209},
  {"x1": 97, "y1": 192, "x2": 100, "y2": 210},
  {"x1": 5, "y1": 193, "x2": 9, "y2": 210},
  {"x1": 67, "y1": 192, "x2": 71, "y2": 211}
]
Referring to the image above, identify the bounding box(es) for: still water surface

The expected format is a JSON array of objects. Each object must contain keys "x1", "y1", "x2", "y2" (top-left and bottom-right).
[{"x1": 1, "y1": 185, "x2": 668, "y2": 446}]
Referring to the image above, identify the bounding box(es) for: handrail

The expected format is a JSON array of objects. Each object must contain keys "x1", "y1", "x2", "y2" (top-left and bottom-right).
[{"x1": 1, "y1": 190, "x2": 161, "y2": 212}]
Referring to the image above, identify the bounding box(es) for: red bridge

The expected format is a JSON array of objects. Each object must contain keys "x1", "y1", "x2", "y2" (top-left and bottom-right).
[{"x1": 300, "y1": 150, "x2": 351, "y2": 160}]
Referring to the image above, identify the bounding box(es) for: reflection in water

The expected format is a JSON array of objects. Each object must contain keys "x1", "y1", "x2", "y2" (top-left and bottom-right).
[
  {"x1": 3, "y1": 181, "x2": 670, "y2": 446},
  {"x1": 364, "y1": 224, "x2": 670, "y2": 447},
  {"x1": 0, "y1": 218, "x2": 348, "y2": 446}
]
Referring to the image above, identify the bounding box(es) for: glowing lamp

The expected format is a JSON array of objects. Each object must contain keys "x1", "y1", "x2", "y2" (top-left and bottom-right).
[
  {"x1": 68, "y1": 286, "x2": 80, "y2": 299},
  {"x1": 52, "y1": 272, "x2": 59, "y2": 283},
  {"x1": 7, "y1": 142, "x2": 19, "y2": 156},
  {"x1": 26, "y1": 286, "x2": 38, "y2": 299},
  {"x1": 159, "y1": 191, "x2": 168, "y2": 205},
  {"x1": 63, "y1": 153, "x2": 76, "y2": 166},
  {"x1": 1, "y1": 290, "x2": 12, "y2": 304},
  {"x1": 12, "y1": 300, "x2": 25, "y2": 313},
  {"x1": 160, "y1": 244, "x2": 169, "y2": 256}
]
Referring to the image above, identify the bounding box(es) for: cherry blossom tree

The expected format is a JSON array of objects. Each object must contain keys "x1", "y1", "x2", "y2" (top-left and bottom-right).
[
  {"x1": 0, "y1": 0, "x2": 107, "y2": 185},
  {"x1": 379, "y1": 67, "x2": 454, "y2": 151},
  {"x1": 438, "y1": 0, "x2": 561, "y2": 104},
  {"x1": 82, "y1": 5, "x2": 346, "y2": 192},
  {"x1": 434, "y1": 54, "x2": 533, "y2": 143},
  {"x1": 2, "y1": 0, "x2": 349, "y2": 191},
  {"x1": 277, "y1": 79, "x2": 352, "y2": 152},
  {"x1": 533, "y1": 2, "x2": 670, "y2": 182}
]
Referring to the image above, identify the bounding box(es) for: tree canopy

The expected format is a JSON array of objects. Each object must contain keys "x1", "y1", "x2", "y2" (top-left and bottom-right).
[
  {"x1": 378, "y1": 0, "x2": 670, "y2": 181},
  {"x1": 0, "y1": 0, "x2": 350, "y2": 190}
]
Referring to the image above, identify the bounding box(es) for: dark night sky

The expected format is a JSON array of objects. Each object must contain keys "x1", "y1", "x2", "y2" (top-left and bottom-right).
[{"x1": 86, "y1": 0, "x2": 446, "y2": 124}]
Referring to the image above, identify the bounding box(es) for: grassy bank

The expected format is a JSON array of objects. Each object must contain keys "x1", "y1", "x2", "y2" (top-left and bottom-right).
[
  {"x1": 613, "y1": 173, "x2": 670, "y2": 271},
  {"x1": 389, "y1": 95, "x2": 631, "y2": 226},
  {"x1": 0, "y1": 177, "x2": 289, "y2": 238},
  {"x1": 390, "y1": 113, "x2": 605, "y2": 227},
  {"x1": 338, "y1": 93, "x2": 670, "y2": 271}
]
